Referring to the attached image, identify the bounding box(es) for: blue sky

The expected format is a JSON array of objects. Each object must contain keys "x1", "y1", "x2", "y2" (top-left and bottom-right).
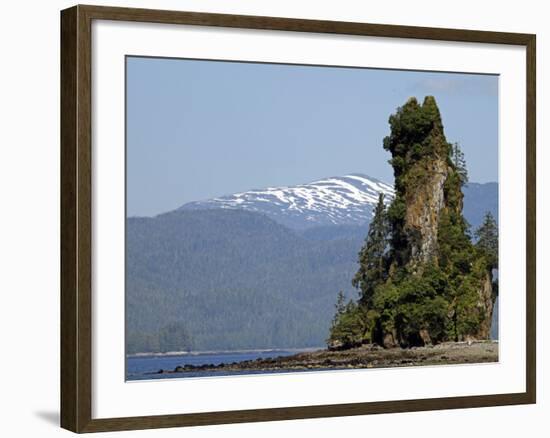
[{"x1": 127, "y1": 56, "x2": 498, "y2": 217}]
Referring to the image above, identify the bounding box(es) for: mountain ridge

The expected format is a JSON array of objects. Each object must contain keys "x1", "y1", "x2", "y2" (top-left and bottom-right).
[
  {"x1": 179, "y1": 173, "x2": 394, "y2": 230},
  {"x1": 176, "y1": 174, "x2": 496, "y2": 232}
]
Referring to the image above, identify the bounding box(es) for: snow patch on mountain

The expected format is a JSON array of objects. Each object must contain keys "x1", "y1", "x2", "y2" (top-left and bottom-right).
[{"x1": 179, "y1": 174, "x2": 395, "y2": 230}]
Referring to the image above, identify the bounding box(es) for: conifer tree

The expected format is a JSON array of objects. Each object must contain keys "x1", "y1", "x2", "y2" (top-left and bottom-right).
[
  {"x1": 331, "y1": 291, "x2": 346, "y2": 328},
  {"x1": 327, "y1": 293, "x2": 368, "y2": 349},
  {"x1": 352, "y1": 193, "x2": 389, "y2": 307},
  {"x1": 475, "y1": 212, "x2": 498, "y2": 269},
  {"x1": 451, "y1": 142, "x2": 468, "y2": 185}
]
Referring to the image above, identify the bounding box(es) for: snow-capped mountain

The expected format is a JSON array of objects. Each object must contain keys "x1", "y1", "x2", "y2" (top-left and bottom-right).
[{"x1": 179, "y1": 174, "x2": 395, "y2": 230}]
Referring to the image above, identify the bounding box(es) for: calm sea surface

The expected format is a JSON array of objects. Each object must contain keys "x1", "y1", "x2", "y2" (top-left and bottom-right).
[{"x1": 127, "y1": 349, "x2": 313, "y2": 380}]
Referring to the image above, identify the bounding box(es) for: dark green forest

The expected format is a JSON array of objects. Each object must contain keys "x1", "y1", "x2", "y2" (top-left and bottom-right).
[{"x1": 126, "y1": 209, "x2": 359, "y2": 353}]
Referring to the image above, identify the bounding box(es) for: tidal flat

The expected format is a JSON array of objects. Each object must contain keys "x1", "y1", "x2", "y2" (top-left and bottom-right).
[{"x1": 150, "y1": 341, "x2": 498, "y2": 377}]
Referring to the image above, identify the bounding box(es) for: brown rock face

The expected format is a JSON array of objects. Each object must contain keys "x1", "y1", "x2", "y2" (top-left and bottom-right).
[
  {"x1": 475, "y1": 271, "x2": 496, "y2": 340},
  {"x1": 383, "y1": 332, "x2": 398, "y2": 349},
  {"x1": 404, "y1": 158, "x2": 449, "y2": 268},
  {"x1": 402, "y1": 157, "x2": 495, "y2": 343},
  {"x1": 419, "y1": 329, "x2": 432, "y2": 345}
]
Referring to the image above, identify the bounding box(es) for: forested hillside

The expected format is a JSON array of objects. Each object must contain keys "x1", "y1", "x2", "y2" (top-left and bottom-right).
[{"x1": 126, "y1": 209, "x2": 359, "y2": 353}]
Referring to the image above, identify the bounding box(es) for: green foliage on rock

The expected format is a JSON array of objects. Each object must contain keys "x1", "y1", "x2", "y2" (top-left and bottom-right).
[
  {"x1": 327, "y1": 292, "x2": 371, "y2": 349},
  {"x1": 328, "y1": 96, "x2": 498, "y2": 349}
]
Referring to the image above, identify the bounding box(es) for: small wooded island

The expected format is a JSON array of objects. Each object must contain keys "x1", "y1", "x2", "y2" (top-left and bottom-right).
[
  {"x1": 159, "y1": 96, "x2": 499, "y2": 376},
  {"x1": 327, "y1": 95, "x2": 498, "y2": 350}
]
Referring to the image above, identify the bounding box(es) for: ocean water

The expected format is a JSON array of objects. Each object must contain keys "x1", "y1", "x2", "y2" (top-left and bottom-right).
[{"x1": 126, "y1": 349, "x2": 312, "y2": 381}]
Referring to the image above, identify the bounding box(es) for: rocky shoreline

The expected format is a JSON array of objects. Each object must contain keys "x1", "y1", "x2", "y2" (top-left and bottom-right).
[{"x1": 150, "y1": 341, "x2": 498, "y2": 376}]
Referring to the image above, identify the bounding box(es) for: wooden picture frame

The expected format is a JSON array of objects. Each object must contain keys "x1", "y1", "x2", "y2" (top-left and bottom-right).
[{"x1": 61, "y1": 4, "x2": 536, "y2": 433}]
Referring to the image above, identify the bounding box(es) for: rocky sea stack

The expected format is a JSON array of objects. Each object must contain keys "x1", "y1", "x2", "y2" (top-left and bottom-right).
[{"x1": 329, "y1": 96, "x2": 498, "y2": 349}]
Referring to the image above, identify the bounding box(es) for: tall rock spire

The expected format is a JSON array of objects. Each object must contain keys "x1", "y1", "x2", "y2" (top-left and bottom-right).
[
  {"x1": 379, "y1": 96, "x2": 494, "y2": 345},
  {"x1": 329, "y1": 96, "x2": 497, "y2": 350}
]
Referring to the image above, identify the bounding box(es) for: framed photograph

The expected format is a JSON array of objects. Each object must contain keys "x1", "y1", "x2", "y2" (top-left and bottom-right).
[{"x1": 60, "y1": 4, "x2": 536, "y2": 433}]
